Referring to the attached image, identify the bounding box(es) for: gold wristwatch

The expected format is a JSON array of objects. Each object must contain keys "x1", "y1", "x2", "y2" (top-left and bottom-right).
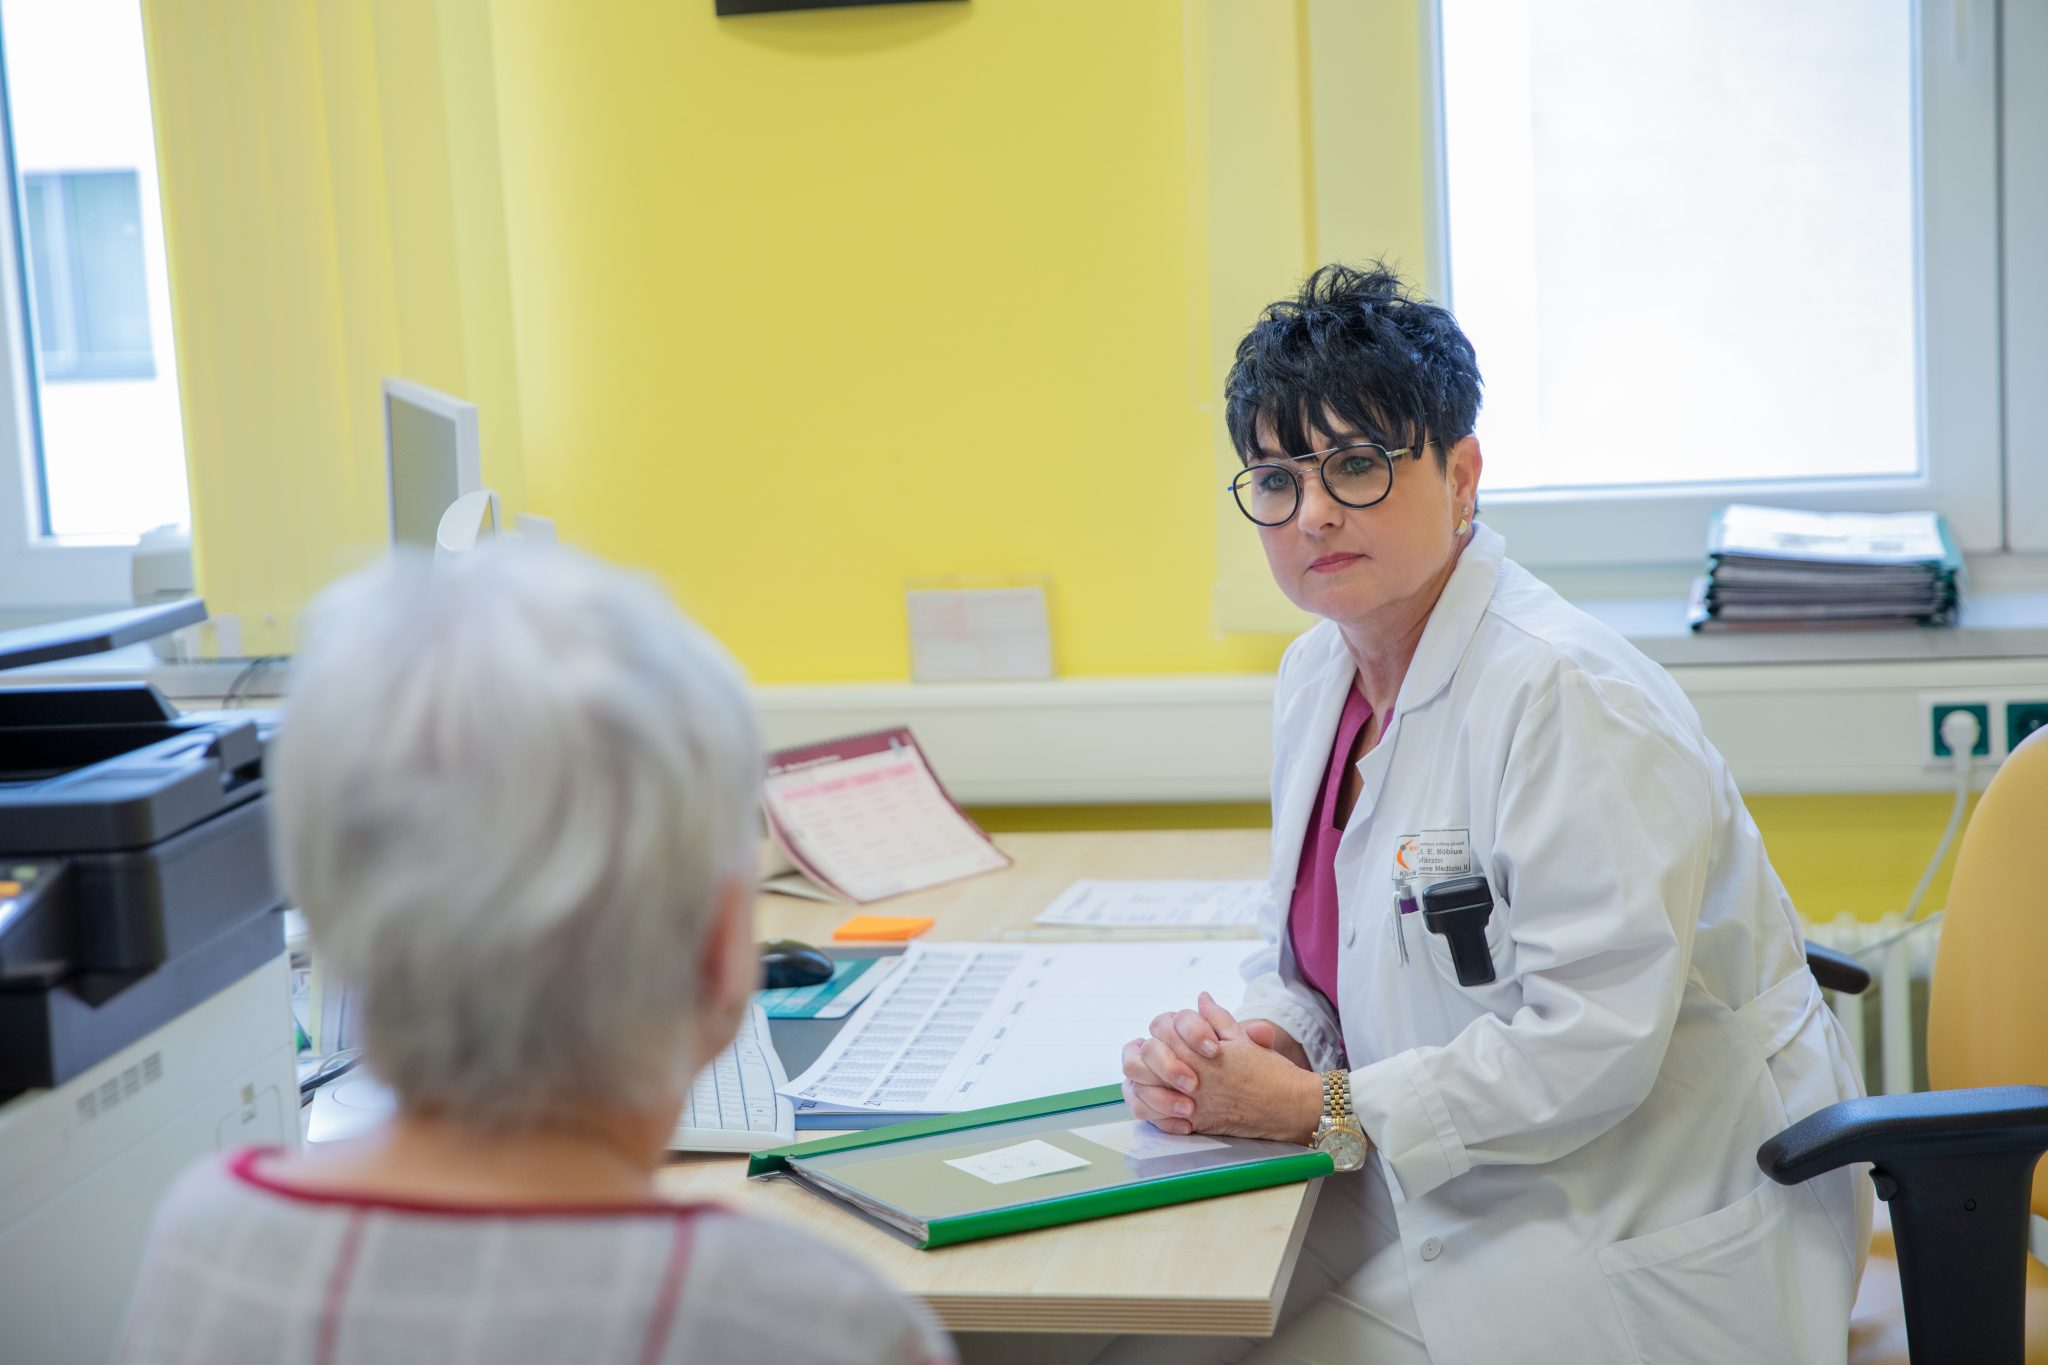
[{"x1": 1311, "y1": 1069, "x2": 1368, "y2": 1171}]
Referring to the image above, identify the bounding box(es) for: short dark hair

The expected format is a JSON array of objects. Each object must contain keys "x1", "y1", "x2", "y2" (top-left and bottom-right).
[{"x1": 1224, "y1": 262, "x2": 1482, "y2": 468}]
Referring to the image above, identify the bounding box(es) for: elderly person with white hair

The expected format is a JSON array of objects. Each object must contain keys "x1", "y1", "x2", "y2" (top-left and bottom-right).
[{"x1": 118, "y1": 546, "x2": 954, "y2": 1365}]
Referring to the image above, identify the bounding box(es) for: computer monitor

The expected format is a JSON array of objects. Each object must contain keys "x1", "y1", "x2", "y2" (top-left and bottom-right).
[{"x1": 382, "y1": 377, "x2": 481, "y2": 550}]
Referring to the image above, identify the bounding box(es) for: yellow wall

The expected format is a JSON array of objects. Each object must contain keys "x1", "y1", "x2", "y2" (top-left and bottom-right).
[
  {"x1": 484, "y1": 0, "x2": 1325, "y2": 682},
  {"x1": 1746, "y1": 793, "x2": 1979, "y2": 924}
]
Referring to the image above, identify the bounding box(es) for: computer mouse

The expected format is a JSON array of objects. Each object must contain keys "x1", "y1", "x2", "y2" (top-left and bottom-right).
[{"x1": 759, "y1": 938, "x2": 834, "y2": 990}]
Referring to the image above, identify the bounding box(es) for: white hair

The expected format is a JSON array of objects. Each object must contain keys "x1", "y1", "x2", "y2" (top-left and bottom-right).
[{"x1": 273, "y1": 543, "x2": 762, "y2": 1128}]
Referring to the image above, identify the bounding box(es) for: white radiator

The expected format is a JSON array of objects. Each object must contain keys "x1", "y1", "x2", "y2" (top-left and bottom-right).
[{"x1": 1803, "y1": 913, "x2": 1944, "y2": 1097}]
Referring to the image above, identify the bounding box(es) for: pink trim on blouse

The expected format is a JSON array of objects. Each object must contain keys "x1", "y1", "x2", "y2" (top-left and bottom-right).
[
  {"x1": 1287, "y1": 682, "x2": 1373, "y2": 1011},
  {"x1": 314, "y1": 1210, "x2": 365, "y2": 1365},
  {"x1": 636, "y1": 1215, "x2": 698, "y2": 1365},
  {"x1": 228, "y1": 1147, "x2": 723, "y2": 1221}
]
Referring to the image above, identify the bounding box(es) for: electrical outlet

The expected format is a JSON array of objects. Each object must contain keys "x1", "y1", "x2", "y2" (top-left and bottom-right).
[
  {"x1": 1928, "y1": 702, "x2": 1991, "y2": 759},
  {"x1": 2007, "y1": 700, "x2": 2048, "y2": 753}
]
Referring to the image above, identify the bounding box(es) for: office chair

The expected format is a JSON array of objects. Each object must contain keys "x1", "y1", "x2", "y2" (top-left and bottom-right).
[{"x1": 1775, "y1": 725, "x2": 2048, "y2": 1365}]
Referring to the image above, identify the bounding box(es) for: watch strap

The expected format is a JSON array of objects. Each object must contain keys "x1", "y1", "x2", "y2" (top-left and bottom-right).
[
  {"x1": 1321, "y1": 1068, "x2": 1353, "y2": 1121},
  {"x1": 1316, "y1": 1068, "x2": 1358, "y2": 1147}
]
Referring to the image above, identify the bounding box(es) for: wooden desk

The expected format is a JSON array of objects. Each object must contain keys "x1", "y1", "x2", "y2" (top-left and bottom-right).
[{"x1": 655, "y1": 829, "x2": 1321, "y2": 1337}]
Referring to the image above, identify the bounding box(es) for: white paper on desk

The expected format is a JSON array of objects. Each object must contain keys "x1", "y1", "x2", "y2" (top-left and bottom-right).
[
  {"x1": 1070, "y1": 1119, "x2": 1228, "y2": 1161},
  {"x1": 945, "y1": 1138, "x2": 1092, "y2": 1185},
  {"x1": 1032, "y1": 879, "x2": 1266, "y2": 930},
  {"x1": 780, "y1": 940, "x2": 1254, "y2": 1117}
]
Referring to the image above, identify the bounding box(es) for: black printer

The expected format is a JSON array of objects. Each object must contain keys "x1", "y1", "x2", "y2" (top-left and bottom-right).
[{"x1": 0, "y1": 599, "x2": 285, "y2": 1100}]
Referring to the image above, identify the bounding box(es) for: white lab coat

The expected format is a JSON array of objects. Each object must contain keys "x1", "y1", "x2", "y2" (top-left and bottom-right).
[{"x1": 1240, "y1": 524, "x2": 1872, "y2": 1365}]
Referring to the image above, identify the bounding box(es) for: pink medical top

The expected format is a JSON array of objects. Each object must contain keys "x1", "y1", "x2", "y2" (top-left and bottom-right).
[{"x1": 1288, "y1": 681, "x2": 1374, "y2": 1010}]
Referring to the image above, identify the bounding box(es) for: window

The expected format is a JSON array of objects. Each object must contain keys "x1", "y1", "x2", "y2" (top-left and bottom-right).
[
  {"x1": 24, "y1": 170, "x2": 156, "y2": 382},
  {"x1": 1434, "y1": 0, "x2": 2007, "y2": 568},
  {"x1": 0, "y1": 0, "x2": 187, "y2": 611}
]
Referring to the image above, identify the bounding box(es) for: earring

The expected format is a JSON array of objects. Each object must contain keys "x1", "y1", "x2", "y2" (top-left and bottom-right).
[{"x1": 1455, "y1": 506, "x2": 1471, "y2": 535}]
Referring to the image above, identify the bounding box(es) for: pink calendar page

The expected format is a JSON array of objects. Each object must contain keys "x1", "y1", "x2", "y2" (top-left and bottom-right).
[{"x1": 762, "y1": 728, "x2": 1011, "y2": 903}]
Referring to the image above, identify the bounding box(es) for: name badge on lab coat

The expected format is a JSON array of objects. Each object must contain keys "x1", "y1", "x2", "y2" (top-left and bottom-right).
[{"x1": 1394, "y1": 829, "x2": 1473, "y2": 880}]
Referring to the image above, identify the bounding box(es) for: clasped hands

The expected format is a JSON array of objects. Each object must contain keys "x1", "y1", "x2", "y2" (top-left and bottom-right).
[{"x1": 1120, "y1": 992, "x2": 1326, "y2": 1144}]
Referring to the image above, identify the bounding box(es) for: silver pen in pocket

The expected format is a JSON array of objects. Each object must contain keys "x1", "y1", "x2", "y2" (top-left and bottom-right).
[{"x1": 1391, "y1": 876, "x2": 1419, "y2": 965}]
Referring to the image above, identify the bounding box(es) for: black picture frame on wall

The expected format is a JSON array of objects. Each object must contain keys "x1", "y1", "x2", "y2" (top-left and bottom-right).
[{"x1": 717, "y1": 0, "x2": 962, "y2": 13}]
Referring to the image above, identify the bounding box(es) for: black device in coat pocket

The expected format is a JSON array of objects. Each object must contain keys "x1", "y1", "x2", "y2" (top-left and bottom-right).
[{"x1": 1421, "y1": 875, "x2": 1497, "y2": 986}]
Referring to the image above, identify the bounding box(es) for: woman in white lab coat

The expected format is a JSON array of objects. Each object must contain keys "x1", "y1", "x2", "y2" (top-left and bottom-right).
[{"x1": 1115, "y1": 265, "x2": 1871, "y2": 1365}]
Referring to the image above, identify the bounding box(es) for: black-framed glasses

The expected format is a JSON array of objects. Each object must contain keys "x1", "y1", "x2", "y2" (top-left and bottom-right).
[{"x1": 1226, "y1": 442, "x2": 1426, "y2": 527}]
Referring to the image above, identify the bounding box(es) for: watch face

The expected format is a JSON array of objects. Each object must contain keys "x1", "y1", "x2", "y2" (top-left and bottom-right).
[{"x1": 1318, "y1": 1127, "x2": 1367, "y2": 1171}]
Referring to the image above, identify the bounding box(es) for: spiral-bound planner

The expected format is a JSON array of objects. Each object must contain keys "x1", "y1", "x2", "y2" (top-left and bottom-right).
[{"x1": 761, "y1": 727, "x2": 1010, "y2": 903}]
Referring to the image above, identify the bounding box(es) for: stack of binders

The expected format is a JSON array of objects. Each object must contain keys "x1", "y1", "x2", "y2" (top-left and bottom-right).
[{"x1": 1688, "y1": 504, "x2": 1963, "y2": 632}]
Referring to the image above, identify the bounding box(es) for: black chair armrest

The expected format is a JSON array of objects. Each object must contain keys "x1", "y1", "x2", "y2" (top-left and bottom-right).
[
  {"x1": 1802, "y1": 941, "x2": 1870, "y2": 995},
  {"x1": 1758, "y1": 1085, "x2": 2048, "y2": 1365},
  {"x1": 1757, "y1": 1084, "x2": 2048, "y2": 1185}
]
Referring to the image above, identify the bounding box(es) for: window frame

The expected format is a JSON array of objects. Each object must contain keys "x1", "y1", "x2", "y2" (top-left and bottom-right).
[
  {"x1": 0, "y1": 14, "x2": 142, "y2": 614},
  {"x1": 1428, "y1": 0, "x2": 2012, "y2": 570},
  {"x1": 24, "y1": 169, "x2": 159, "y2": 384},
  {"x1": 2002, "y1": 0, "x2": 2048, "y2": 552}
]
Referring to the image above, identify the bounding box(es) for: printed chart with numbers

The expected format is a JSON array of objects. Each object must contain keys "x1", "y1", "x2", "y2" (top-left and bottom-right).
[
  {"x1": 762, "y1": 727, "x2": 1010, "y2": 903},
  {"x1": 781, "y1": 940, "x2": 1253, "y2": 1121}
]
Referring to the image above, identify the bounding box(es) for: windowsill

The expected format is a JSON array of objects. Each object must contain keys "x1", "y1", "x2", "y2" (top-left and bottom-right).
[
  {"x1": 1576, "y1": 589, "x2": 2048, "y2": 668},
  {"x1": 1536, "y1": 550, "x2": 2048, "y2": 668}
]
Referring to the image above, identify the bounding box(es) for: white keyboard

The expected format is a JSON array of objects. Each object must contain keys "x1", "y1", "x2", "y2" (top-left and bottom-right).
[
  {"x1": 670, "y1": 1000, "x2": 795, "y2": 1154},
  {"x1": 304, "y1": 1003, "x2": 795, "y2": 1154}
]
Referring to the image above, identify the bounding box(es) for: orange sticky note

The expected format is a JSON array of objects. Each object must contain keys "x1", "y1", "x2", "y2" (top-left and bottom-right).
[{"x1": 832, "y1": 914, "x2": 934, "y2": 942}]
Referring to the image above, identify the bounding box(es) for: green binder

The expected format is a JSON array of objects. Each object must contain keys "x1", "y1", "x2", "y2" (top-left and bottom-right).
[{"x1": 748, "y1": 1084, "x2": 1333, "y2": 1249}]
